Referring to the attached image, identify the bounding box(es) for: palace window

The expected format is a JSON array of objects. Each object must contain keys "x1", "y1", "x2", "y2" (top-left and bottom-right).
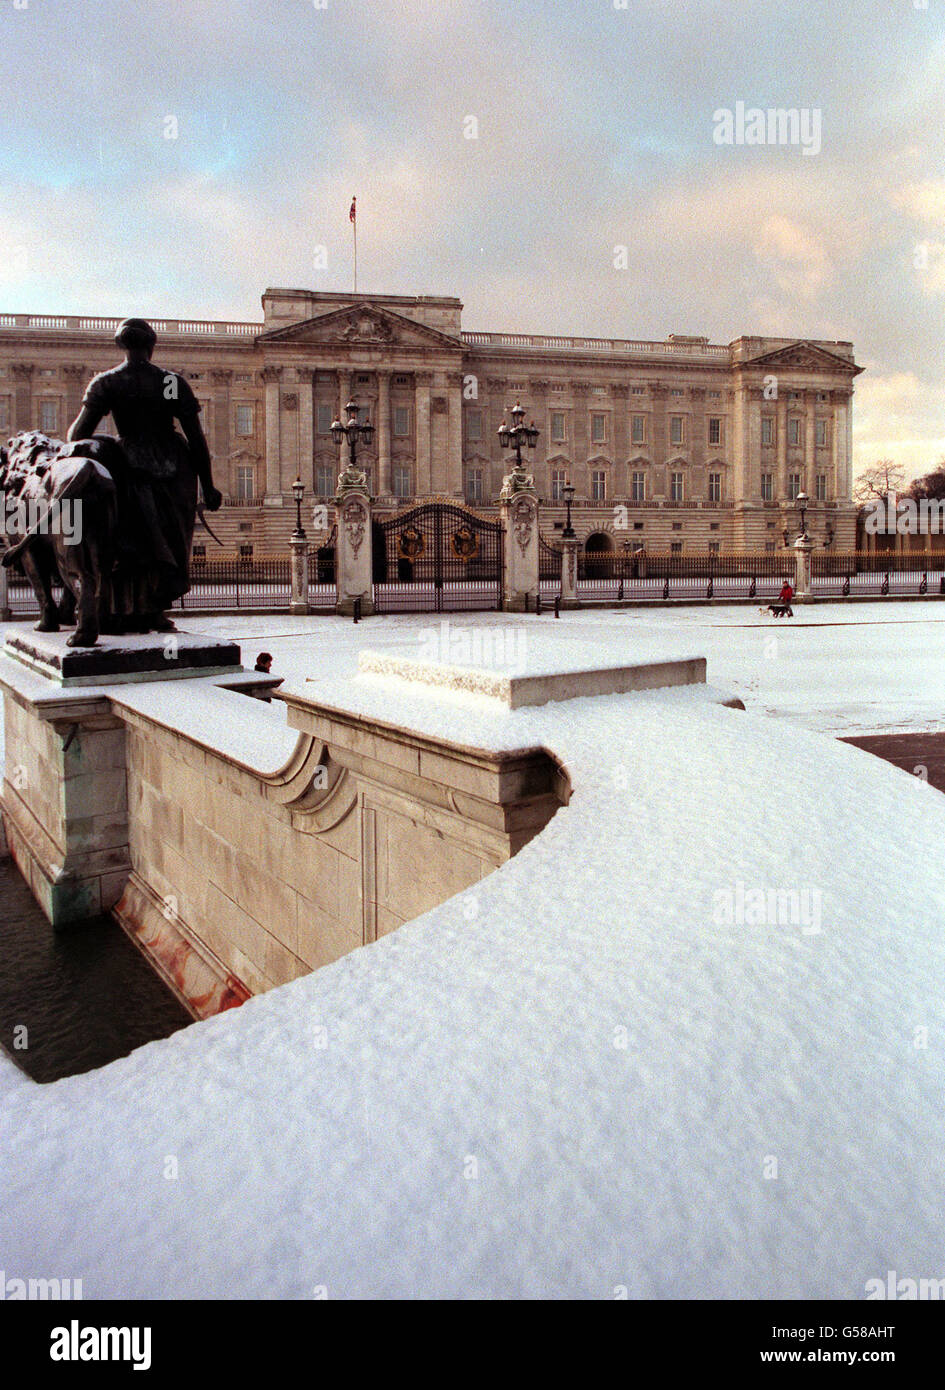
[
  {"x1": 631, "y1": 414, "x2": 646, "y2": 445},
  {"x1": 316, "y1": 404, "x2": 333, "y2": 434},
  {"x1": 708, "y1": 417, "x2": 722, "y2": 446},
  {"x1": 356, "y1": 406, "x2": 370, "y2": 426},
  {"x1": 393, "y1": 374, "x2": 410, "y2": 387},
  {"x1": 670, "y1": 416, "x2": 684, "y2": 446},
  {"x1": 40, "y1": 399, "x2": 58, "y2": 434},
  {"x1": 316, "y1": 372, "x2": 334, "y2": 385},
  {"x1": 315, "y1": 464, "x2": 334, "y2": 497},
  {"x1": 633, "y1": 522, "x2": 644, "y2": 531},
  {"x1": 192, "y1": 544, "x2": 206, "y2": 563},
  {"x1": 815, "y1": 472, "x2": 827, "y2": 501},
  {"x1": 551, "y1": 469, "x2": 567, "y2": 501},
  {"x1": 466, "y1": 467, "x2": 483, "y2": 503},
  {"x1": 235, "y1": 404, "x2": 255, "y2": 436},
  {"x1": 393, "y1": 406, "x2": 410, "y2": 437},
  {"x1": 591, "y1": 470, "x2": 606, "y2": 501},
  {"x1": 591, "y1": 413, "x2": 607, "y2": 445},
  {"x1": 355, "y1": 374, "x2": 371, "y2": 386},
  {"x1": 672, "y1": 522, "x2": 682, "y2": 531},
  {"x1": 708, "y1": 390, "x2": 721, "y2": 399},
  {"x1": 761, "y1": 416, "x2": 773, "y2": 446},
  {"x1": 671, "y1": 389, "x2": 684, "y2": 398},
  {"x1": 631, "y1": 386, "x2": 646, "y2": 395},
  {"x1": 761, "y1": 472, "x2": 773, "y2": 501},
  {"x1": 234, "y1": 373, "x2": 252, "y2": 383},
  {"x1": 708, "y1": 472, "x2": 722, "y2": 502},
  {"x1": 235, "y1": 465, "x2": 255, "y2": 502},
  {"x1": 816, "y1": 419, "x2": 828, "y2": 447},
  {"x1": 788, "y1": 472, "x2": 802, "y2": 500},
  {"x1": 393, "y1": 466, "x2": 412, "y2": 499},
  {"x1": 466, "y1": 409, "x2": 482, "y2": 442},
  {"x1": 708, "y1": 540, "x2": 720, "y2": 555},
  {"x1": 710, "y1": 522, "x2": 720, "y2": 531},
  {"x1": 0, "y1": 398, "x2": 9, "y2": 432},
  {"x1": 239, "y1": 543, "x2": 254, "y2": 559},
  {"x1": 550, "y1": 411, "x2": 567, "y2": 443},
  {"x1": 631, "y1": 471, "x2": 645, "y2": 502},
  {"x1": 765, "y1": 541, "x2": 775, "y2": 553},
  {"x1": 671, "y1": 541, "x2": 683, "y2": 554},
  {"x1": 788, "y1": 418, "x2": 802, "y2": 447},
  {"x1": 670, "y1": 471, "x2": 684, "y2": 502}
]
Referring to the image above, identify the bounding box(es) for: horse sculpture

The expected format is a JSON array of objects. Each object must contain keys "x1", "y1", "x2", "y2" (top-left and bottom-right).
[{"x1": 0, "y1": 431, "x2": 119, "y2": 648}]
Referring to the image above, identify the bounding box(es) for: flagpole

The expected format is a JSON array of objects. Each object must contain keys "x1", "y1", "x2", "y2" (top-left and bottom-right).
[{"x1": 354, "y1": 216, "x2": 357, "y2": 295}]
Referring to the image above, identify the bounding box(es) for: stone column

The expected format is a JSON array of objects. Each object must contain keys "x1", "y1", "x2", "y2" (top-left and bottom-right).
[
  {"x1": 499, "y1": 474, "x2": 539, "y2": 612},
  {"x1": 63, "y1": 364, "x2": 88, "y2": 435},
  {"x1": 415, "y1": 372, "x2": 433, "y2": 497},
  {"x1": 290, "y1": 533, "x2": 310, "y2": 616},
  {"x1": 298, "y1": 368, "x2": 315, "y2": 491},
  {"x1": 447, "y1": 372, "x2": 464, "y2": 498},
  {"x1": 210, "y1": 369, "x2": 233, "y2": 477},
  {"x1": 776, "y1": 393, "x2": 788, "y2": 499},
  {"x1": 794, "y1": 532, "x2": 814, "y2": 604},
  {"x1": 650, "y1": 383, "x2": 668, "y2": 498},
  {"x1": 609, "y1": 382, "x2": 629, "y2": 495},
  {"x1": 0, "y1": 564, "x2": 11, "y2": 622},
  {"x1": 805, "y1": 390, "x2": 816, "y2": 492},
  {"x1": 334, "y1": 477, "x2": 374, "y2": 617},
  {"x1": 12, "y1": 364, "x2": 34, "y2": 433},
  {"x1": 376, "y1": 369, "x2": 392, "y2": 497},
  {"x1": 262, "y1": 366, "x2": 283, "y2": 504},
  {"x1": 279, "y1": 389, "x2": 300, "y2": 492},
  {"x1": 560, "y1": 537, "x2": 580, "y2": 609}
]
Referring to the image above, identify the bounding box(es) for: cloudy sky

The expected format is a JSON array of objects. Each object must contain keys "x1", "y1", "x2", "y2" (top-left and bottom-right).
[{"x1": 1, "y1": 0, "x2": 944, "y2": 480}]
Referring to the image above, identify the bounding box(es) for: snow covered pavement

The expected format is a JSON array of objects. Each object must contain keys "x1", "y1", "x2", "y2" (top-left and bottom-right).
[{"x1": 2, "y1": 605, "x2": 945, "y2": 1298}]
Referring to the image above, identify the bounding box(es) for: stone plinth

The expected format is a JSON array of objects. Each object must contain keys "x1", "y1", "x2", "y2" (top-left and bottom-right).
[
  {"x1": 357, "y1": 650, "x2": 707, "y2": 709},
  {"x1": 4, "y1": 629, "x2": 242, "y2": 687}
]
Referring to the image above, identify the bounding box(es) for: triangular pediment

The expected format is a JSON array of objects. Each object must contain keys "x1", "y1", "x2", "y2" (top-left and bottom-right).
[
  {"x1": 258, "y1": 302, "x2": 462, "y2": 352},
  {"x1": 747, "y1": 340, "x2": 863, "y2": 375}
]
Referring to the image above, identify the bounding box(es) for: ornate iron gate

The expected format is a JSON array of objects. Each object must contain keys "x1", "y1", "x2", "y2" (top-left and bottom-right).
[{"x1": 373, "y1": 502, "x2": 504, "y2": 612}]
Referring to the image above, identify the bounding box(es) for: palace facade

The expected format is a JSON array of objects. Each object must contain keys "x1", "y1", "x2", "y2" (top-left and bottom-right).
[{"x1": 0, "y1": 288, "x2": 862, "y2": 556}]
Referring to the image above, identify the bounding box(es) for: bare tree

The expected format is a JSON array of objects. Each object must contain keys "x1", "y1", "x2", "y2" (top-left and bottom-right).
[{"x1": 853, "y1": 460, "x2": 906, "y2": 503}]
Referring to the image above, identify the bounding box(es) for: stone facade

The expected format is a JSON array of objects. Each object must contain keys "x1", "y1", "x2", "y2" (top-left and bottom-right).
[{"x1": 0, "y1": 292, "x2": 862, "y2": 556}]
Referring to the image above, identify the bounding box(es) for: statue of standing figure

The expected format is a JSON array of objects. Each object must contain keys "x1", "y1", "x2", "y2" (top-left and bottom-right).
[{"x1": 67, "y1": 317, "x2": 223, "y2": 633}]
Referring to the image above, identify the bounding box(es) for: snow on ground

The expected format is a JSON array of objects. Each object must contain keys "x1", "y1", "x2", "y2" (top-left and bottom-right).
[{"x1": 2, "y1": 604, "x2": 945, "y2": 1298}]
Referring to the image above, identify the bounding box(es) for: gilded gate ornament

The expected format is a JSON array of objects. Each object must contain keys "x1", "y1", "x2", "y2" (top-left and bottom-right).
[{"x1": 450, "y1": 523, "x2": 480, "y2": 561}]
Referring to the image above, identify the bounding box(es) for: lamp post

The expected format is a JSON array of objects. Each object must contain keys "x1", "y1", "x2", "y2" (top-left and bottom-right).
[
  {"x1": 292, "y1": 476, "x2": 305, "y2": 540},
  {"x1": 796, "y1": 490, "x2": 809, "y2": 539},
  {"x1": 562, "y1": 481, "x2": 576, "y2": 539},
  {"x1": 289, "y1": 476, "x2": 310, "y2": 615},
  {"x1": 498, "y1": 401, "x2": 539, "y2": 474},
  {"x1": 331, "y1": 398, "x2": 375, "y2": 476}
]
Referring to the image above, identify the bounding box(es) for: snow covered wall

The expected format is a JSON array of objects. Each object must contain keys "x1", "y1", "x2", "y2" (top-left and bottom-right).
[{"x1": 2, "y1": 664, "x2": 945, "y2": 1299}]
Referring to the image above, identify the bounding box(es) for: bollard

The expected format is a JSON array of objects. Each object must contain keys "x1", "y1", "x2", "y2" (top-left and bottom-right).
[
  {"x1": 748, "y1": 578, "x2": 756, "y2": 599},
  {"x1": 662, "y1": 578, "x2": 669, "y2": 600},
  {"x1": 617, "y1": 580, "x2": 624, "y2": 602},
  {"x1": 920, "y1": 572, "x2": 928, "y2": 595},
  {"x1": 535, "y1": 593, "x2": 542, "y2": 616},
  {"x1": 554, "y1": 595, "x2": 561, "y2": 619},
  {"x1": 353, "y1": 595, "x2": 361, "y2": 624},
  {"x1": 706, "y1": 578, "x2": 714, "y2": 600},
  {"x1": 842, "y1": 576, "x2": 850, "y2": 597},
  {"x1": 881, "y1": 574, "x2": 889, "y2": 596}
]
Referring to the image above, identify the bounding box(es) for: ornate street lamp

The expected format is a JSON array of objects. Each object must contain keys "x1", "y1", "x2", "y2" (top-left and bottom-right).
[
  {"x1": 498, "y1": 400, "x2": 539, "y2": 471},
  {"x1": 796, "y1": 490, "x2": 809, "y2": 538},
  {"x1": 292, "y1": 476, "x2": 305, "y2": 540},
  {"x1": 562, "y1": 481, "x2": 576, "y2": 539},
  {"x1": 331, "y1": 398, "x2": 375, "y2": 474}
]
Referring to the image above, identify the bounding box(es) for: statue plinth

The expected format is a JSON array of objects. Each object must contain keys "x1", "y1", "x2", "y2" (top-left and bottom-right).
[{"x1": 3, "y1": 629, "x2": 242, "y2": 687}]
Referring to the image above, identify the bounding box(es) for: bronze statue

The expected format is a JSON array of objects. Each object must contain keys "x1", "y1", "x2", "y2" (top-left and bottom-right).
[
  {"x1": 0, "y1": 431, "x2": 118, "y2": 647},
  {"x1": 67, "y1": 318, "x2": 223, "y2": 633}
]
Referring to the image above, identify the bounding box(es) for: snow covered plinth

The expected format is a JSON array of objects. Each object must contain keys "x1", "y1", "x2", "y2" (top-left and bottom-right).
[
  {"x1": 3, "y1": 627, "x2": 242, "y2": 686},
  {"x1": 357, "y1": 648, "x2": 708, "y2": 708}
]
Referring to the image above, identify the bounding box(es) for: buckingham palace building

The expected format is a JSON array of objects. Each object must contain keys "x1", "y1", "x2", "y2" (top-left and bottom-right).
[{"x1": 0, "y1": 287, "x2": 862, "y2": 557}]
